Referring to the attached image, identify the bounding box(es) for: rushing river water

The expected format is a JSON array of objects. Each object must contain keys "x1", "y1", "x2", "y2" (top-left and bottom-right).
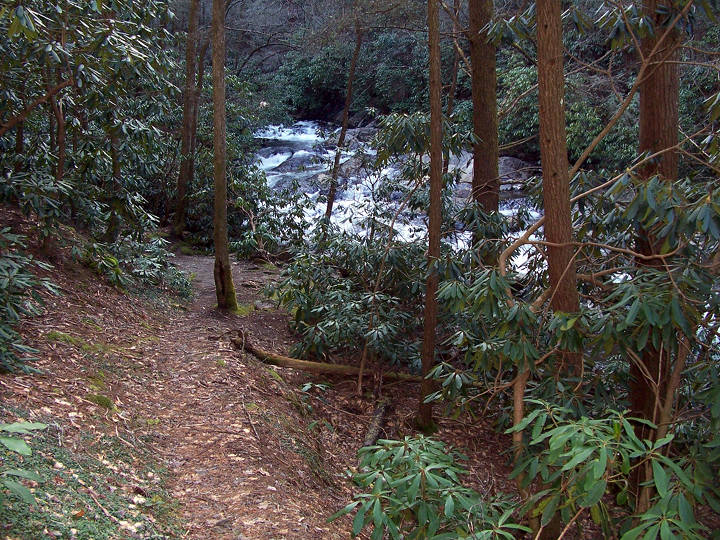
[{"x1": 254, "y1": 121, "x2": 540, "y2": 264}]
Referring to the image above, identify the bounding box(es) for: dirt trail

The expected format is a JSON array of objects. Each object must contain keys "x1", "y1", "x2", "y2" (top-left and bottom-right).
[
  {"x1": 1, "y1": 223, "x2": 514, "y2": 539},
  {"x1": 1, "y1": 241, "x2": 352, "y2": 538},
  {"x1": 124, "y1": 255, "x2": 350, "y2": 539}
]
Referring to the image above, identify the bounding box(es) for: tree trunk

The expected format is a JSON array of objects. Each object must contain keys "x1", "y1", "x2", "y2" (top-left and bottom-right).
[
  {"x1": 417, "y1": 0, "x2": 443, "y2": 432},
  {"x1": 324, "y1": 17, "x2": 363, "y2": 222},
  {"x1": 173, "y1": 0, "x2": 200, "y2": 237},
  {"x1": 537, "y1": 0, "x2": 580, "y2": 319},
  {"x1": 211, "y1": 0, "x2": 238, "y2": 311},
  {"x1": 14, "y1": 121, "x2": 23, "y2": 173},
  {"x1": 103, "y1": 125, "x2": 122, "y2": 243},
  {"x1": 535, "y1": 3, "x2": 580, "y2": 535},
  {"x1": 630, "y1": 1, "x2": 681, "y2": 511},
  {"x1": 443, "y1": 0, "x2": 461, "y2": 175},
  {"x1": 50, "y1": 70, "x2": 66, "y2": 183},
  {"x1": 468, "y1": 0, "x2": 499, "y2": 213},
  {"x1": 48, "y1": 102, "x2": 55, "y2": 152},
  {"x1": 188, "y1": 36, "x2": 211, "y2": 199}
]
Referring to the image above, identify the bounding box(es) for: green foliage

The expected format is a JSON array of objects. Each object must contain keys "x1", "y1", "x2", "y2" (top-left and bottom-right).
[
  {"x1": 272, "y1": 231, "x2": 425, "y2": 366},
  {"x1": 270, "y1": 31, "x2": 457, "y2": 120},
  {"x1": 74, "y1": 237, "x2": 191, "y2": 298},
  {"x1": 0, "y1": 411, "x2": 182, "y2": 538},
  {"x1": 0, "y1": 0, "x2": 177, "y2": 237},
  {"x1": 271, "y1": 111, "x2": 474, "y2": 367},
  {"x1": 0, "y1": 230, "x2": 57, "y2": 372},
  {"x1": 509, "y1": 401, "x2": 718, "y2": 539},
  {"x1": 330, "y1": 436, "x2": 529, "y2": 539},
  {"x1": 0, "y1": 421, "x2": 46, "y2": 507},
  {"x1": 275, "y1": 44, "x2": 354, "y2": 119}
]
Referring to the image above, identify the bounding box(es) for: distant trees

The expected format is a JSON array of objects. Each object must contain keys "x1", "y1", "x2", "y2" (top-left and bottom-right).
[{"x1": 174, "y1": 0, "x2": 200, "y2": 238}]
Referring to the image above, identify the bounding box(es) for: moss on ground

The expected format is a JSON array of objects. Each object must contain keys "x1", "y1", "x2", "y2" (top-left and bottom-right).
[{"x1": 0, "y1": 406, "x2": 183, "y2": 539}]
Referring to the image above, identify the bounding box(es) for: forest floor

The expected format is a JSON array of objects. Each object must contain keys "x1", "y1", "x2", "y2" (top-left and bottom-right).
[{"x1": 0, "y1": 209, "x2": 515, "y2": 539}]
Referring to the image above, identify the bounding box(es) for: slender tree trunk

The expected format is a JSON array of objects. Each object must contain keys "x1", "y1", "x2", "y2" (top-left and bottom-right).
[
  {"x1": 630, "y1": 0, "x2": 681, "y2": 511},
  {"x1": 324, "y1": 17, "x2": 363, "y2": 223},
  {"x1": 50, "y1": 71, "x2": 66, "y2": 183},
  {"x1": 173, "y1": 0, "x2": 200, "y2": 237},
  {"x1": 443, "y1": 0, "x2": 461, "y2": 175},
  {"x1": 537, "y1": 0, "x2": 580, "y2": 319},
  {"x1": 189, "y1": 36, "x2": 211, "y2": 195},
  {"x1": 468, "y1": 0, "x2": 499, "y2": 213},
  {"x1": 104, "y1": 124, "x2": 122, "y2": 243},
  {"x1": 446, "y1": 0, "x2": 460, "y2": 117},
  {"x1": 211, "y1": 0, "x2": 238, "y2": 311},
  {"x1": 534, "y1": 5, "x2": 581, "y2": 533},
  {"x1": 14, "y1": 121, "x2": 23, "y2": 173},
  {"x1": 417, "y1": 0, "x2": 443, "y2": 431},
  {"x1": 48, "y1": 102, "x2": 55, "y2": 152}
]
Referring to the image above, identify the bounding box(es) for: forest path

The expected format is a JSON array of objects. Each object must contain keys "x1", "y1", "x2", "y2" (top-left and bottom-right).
[
  {"x1": 1, "y1": 210, "x2": 513, "y2": 539},
  {"x1": 131, "y1": 255, "x2": 350, "y2": 539},
  {"x1": 0, "y1": 233, "x2": 351, "y2": 538}
]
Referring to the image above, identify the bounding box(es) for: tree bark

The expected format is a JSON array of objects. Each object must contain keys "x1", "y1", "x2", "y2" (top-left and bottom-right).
[
  {"x1": 211, "y1": 0, "x2": 239, "y2": 311},
  {"x1": 443, "y1": 0, "x2": 461, "y2": 175},
  {"x1": 324, "y1": 17, "x2": 363, "y2": 223},
  {"x1": 631, "y1": 2, "x2": 681, "y2": 501},
  {"x1": 417, "y1": 0, "x2": 443, "y2": 432},
  {"x1": 173, "y1": 0, "x2": 200, "y2": 237},
  {"x1": 468, "y1": 0, "x2": 499, "y2": 213},
  {"x1": 537, "y1": 0, "x2": 580, "y2": 319}
]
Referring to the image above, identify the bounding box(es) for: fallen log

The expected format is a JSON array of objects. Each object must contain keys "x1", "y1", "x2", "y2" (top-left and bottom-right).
[{"x1": 231, "y1": 332, "x2": 425, "y2": 383}]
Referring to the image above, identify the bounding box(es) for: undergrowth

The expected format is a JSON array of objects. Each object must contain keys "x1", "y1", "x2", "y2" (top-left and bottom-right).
[{"x1": 0, "y1": 405, "x2": 183, "y2": 539}]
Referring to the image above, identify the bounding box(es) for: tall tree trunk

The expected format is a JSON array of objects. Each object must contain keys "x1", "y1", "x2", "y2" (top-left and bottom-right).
[
  {"x1": 530, "y1": 7, "x2": 581, "y2": 536},
  {"x1": 631, "y1": 0, "x2": 680, "y2": 431},
  {"x1": 537, "y1": 0, "x2": 580, "y2": 319},
  {"x1": 48, "y1": 102, "x2": 55, "y2": 152},
  {"x1": 631, "y1": 0, "x2": 681, "y2": 511},
  {"x1": 417, "y1": 0, "x2": 443, "y2": 431},
  {"x1": 211, "y1": 0, "x2": 238, "y2": 311},
  {"x1": 324, "y1": 17, "x2": 363, "y2": 223},
  {"x1": 468, "y1": 0, "x2": 499, "y2": 213},
  {"x1": 173, "y1": 0, "x2": 200, "y2": 237}
]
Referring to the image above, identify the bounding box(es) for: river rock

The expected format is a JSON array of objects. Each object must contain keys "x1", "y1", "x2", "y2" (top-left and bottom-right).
[
  {"x1": 256, "y1": 146, "x2": 294, "y2": 159},
  {"x1": 272, "y1": 150, "x2": 319, "y2": 173}
]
